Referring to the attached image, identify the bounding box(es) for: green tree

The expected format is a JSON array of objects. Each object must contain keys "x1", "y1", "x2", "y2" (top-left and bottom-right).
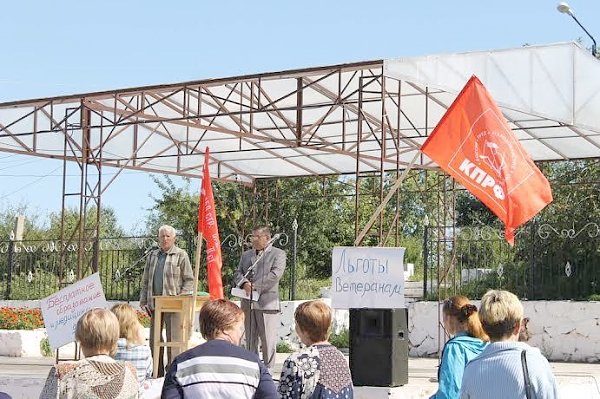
[
  {"x1": 256, "y1": 176, "x2": 355, "y2": 278},
  {"x1": 0, "y1": 203, "x2": 45, "y2": 240},
  {"x1": 46, "y1": 206, "x2": 126, "y2": 239},
  {"x1": 146, "y1": 175, "x2": 249, "y2": 240},
  {"x1": 448, "y1": 160, "x2": 600, "y2": 299},
  {"x1": 146, "y1": 175, "x2": 199, "y2": 239}
]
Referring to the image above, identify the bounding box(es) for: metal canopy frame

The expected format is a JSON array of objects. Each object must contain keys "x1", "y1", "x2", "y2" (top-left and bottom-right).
[
  {"x1": 0, "y1": 42, "x2": 598, "y2": 279},
  {"x1": 0, "y1": 60, "x2": 409, "y2": 185}
]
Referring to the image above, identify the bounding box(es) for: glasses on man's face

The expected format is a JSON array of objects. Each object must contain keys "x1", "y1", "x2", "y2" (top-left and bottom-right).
[{"x1": 251, "y1": 234, "x2": 267, "y2": 239}]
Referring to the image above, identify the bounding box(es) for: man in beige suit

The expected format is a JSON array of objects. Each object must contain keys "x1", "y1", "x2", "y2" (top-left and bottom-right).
[{"x1": 234, "y1": 226, "x2": 286, "y2": 370}]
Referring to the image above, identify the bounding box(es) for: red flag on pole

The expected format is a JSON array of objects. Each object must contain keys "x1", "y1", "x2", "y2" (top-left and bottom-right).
[
  {"x1": 421, "y1": 76, "x2": 552, "y2": 245},
  {"x1": 198, "y1": 147, "x2": 224, "y2": 299}
]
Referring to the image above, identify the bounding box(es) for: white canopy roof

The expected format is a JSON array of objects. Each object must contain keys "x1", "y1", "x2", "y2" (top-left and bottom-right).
[
  {"x1": 0, "y1": 42, "x2": 597, "y2": 184},
  {"x1": 384, "y1": 42, "x2": 600, "y2": 164}
]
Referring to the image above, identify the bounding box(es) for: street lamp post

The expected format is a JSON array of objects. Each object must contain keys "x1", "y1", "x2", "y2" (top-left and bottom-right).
[{"x1": 557, "y1": 2, "x2": 597, "y2": 57}]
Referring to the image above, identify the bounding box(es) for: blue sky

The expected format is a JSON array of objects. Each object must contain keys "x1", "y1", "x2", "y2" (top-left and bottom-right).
[{"x1": 0, "y1": 0, "x2": 598, "y2": 233}]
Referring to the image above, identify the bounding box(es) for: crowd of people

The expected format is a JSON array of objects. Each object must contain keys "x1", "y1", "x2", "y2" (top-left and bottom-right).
[
  {"x1": 33, "y1": 224, "x2": 559, "y2": 399},
  {"x1": 37, "y1": 289, "x2": 557, "y2": 399},
  {"x1": 38, "y1": 298, "x2": 352, "y2": 399}
]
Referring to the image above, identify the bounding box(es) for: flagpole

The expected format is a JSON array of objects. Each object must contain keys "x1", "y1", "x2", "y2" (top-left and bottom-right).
[
  {"x1": 191, "y1": 230, "x2": 203, "y2": 334},
  {"x1": 193, "y1": 147, "x2": 207, "y2": 335}
]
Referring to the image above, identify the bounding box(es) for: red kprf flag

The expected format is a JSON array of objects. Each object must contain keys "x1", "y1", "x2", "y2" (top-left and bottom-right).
[
  {"x1": 421, "y1": 76, "x2": 552, "y2": 245},
  {"x1": 198, "y1": 147, "x2": 224, "y2": 299}
]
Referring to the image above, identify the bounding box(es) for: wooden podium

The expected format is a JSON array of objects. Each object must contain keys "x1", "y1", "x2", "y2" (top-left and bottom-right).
[{"x1": 152, "y1": 295, "x2": 209, "y2": 377}]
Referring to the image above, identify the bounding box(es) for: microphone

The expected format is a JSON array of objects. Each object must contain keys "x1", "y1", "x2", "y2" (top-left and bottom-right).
[{"x1": 266, "y1": 233, "x2": 281, "y2": 246}]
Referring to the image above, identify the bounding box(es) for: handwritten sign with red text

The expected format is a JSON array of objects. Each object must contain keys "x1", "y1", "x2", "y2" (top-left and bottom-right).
[{"x1": 41, "y1": 273, "x2": 107, "y2": 349}]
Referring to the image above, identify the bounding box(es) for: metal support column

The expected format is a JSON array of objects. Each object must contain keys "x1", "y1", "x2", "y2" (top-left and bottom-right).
[{"x1": 59, "y1": 103, "x2": 102, "y2": 285}]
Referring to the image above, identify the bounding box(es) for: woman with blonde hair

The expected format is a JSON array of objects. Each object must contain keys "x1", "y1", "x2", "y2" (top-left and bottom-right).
[
  {"x1": 111, "y1": 303, "x2": 153, "y2": 384},
  {"x1": 460, "y1": 290, "x2": 558, "y2": 398},
  {"x1": 430, "y1": 295, "x2": 488, "y2": 399},
  {"x1": 40, "y1": 308, "x2": 139, "y2": 398}
]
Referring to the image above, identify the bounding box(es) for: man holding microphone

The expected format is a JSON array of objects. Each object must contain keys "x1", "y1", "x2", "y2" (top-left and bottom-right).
[{"x1": 234, "y1": 226, "x2": 286, "y2": 371}]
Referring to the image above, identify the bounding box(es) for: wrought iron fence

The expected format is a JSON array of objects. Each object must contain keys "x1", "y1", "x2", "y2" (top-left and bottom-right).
[
  {"x1": 424, "y1": 221, "x2": 600, "y2": 300},
  {"x1": 0, "y1": 232, "x2": 299, "y2": 301},
  {"x1": 0, "y1": 237, "x2": 159, "y2": 301}
]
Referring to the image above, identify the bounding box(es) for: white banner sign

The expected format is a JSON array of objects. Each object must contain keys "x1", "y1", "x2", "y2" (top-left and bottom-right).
[
  {"x1": 41, "y1": 272, "x2": 108, "y2": 349},
  {"x1": 331, "y1": 246, "x2": 405, "y2": 309}
]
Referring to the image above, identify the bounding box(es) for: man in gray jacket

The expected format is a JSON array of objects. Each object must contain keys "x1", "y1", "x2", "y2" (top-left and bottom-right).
[{"x1": 234, "y1": 226, "x2": 286, "y2": 370}]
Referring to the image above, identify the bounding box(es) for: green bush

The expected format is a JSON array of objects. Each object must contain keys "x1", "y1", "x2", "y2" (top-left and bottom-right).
[
  {"x1": 329, "y1": 328, "x2": 349, "y2": 348},
  {"x1": 279, "y1": 276, "x2": 331, "y2": 301},
  {"x1": 5, "y1": 270, "x2": 60, "y2": 300},
  {"x1": 40, "y1": 336, "x2": 53, "y2": 357},
  {"x1": 276, "y1": 341, "x2": 294, "y2": 353}
]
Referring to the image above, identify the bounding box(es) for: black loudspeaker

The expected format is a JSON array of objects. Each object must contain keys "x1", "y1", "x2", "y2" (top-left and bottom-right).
[{"x1": 349, "y1": 308, "x2": 409, "y2": 387}]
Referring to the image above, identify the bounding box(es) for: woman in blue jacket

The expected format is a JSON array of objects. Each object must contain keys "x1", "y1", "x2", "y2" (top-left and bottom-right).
[{"x1": 430, "y1": 295, "x2": 489, "y2": 399}]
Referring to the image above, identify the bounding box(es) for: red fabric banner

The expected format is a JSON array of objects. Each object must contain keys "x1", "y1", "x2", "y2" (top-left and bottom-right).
[
  {"x1": 421, "y1": 76, "x2": 553, "y2": 245},
  {"x1": 198, "y1": 147, "x2": 224, "y2": 299}
]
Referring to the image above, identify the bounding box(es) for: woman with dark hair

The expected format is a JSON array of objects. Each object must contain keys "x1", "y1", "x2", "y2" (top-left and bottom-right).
[{"x1": 430, "y1": 295, "x2": 488, "y2": 399}]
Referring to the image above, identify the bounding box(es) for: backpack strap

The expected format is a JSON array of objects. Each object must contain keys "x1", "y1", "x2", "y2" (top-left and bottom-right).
[{"x1": 521, "y1": 349, "x2": 534, "y2": 399}]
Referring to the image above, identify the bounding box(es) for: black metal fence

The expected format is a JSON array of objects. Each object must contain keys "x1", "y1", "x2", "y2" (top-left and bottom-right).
[
  {"x1": 424, "y1": 221, "x2": 600, "y2": 300},
  {"x1": 0, "y1": 233, "x2": 299, "y2": 301},
  {"x1": 0, "y1": 237, "x2": 155, "y2": 301},
  {"x1": 4, "y1": 221, "x2": 598, "y2": 302}
]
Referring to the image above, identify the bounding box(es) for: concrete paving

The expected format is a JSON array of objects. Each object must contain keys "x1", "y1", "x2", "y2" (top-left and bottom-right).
[{"x1": 0, "y1": 354, "x2": 599, "y2": 398}]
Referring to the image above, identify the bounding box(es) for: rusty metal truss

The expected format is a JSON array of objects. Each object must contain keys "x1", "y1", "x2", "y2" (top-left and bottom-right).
[
  {"x1": 0, "y1": 60, "x2": 437, "y2": 187},
  {"x1": 0, "y1": 42, "x2": 599, "y2": 278}
]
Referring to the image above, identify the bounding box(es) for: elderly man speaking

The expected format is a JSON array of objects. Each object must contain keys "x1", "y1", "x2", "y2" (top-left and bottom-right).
[{"x1": 140, "y1": 224, "x2": 194, "y2": 376}]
